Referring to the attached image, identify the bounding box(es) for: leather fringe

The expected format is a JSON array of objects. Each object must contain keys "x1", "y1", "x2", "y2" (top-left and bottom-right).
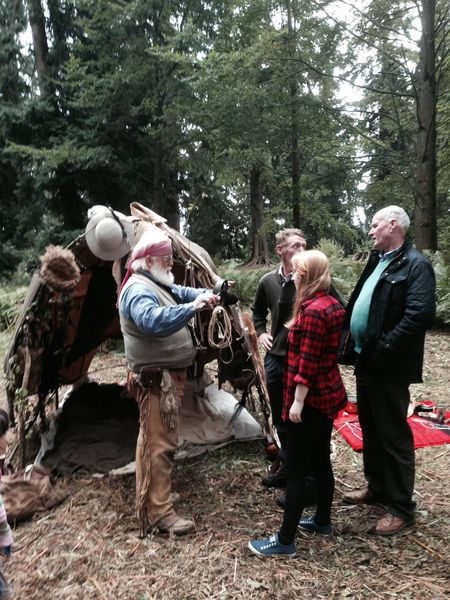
[
  {"x1": 126, "y1": 371, "x2": 151, "y2": 537},
  {"x1": 160, "y1": 370, "x2": 180, "y2": 431},
  {"x1": 126, "y1": 369, "x2": 180, "y2": 536}
]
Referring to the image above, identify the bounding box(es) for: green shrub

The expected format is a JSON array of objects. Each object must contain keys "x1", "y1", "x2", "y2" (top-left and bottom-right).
[
  {"x1": 316, "y1": 238, "x2": 345, "y2": 261},
  {"x1": 330, "y1": 259, "x2": 366, "y2": 304},
  {"x1": 316, "y1": 239, "x2": 365, "y2": 303},
  {"x1": 427, "y1": 251, "x2": 450, "y2": 327},
  {"x1": 1, "y1": 215, "x2": 83, "y2": 279},
  {"x1": 0, "y1": 285, "x2": 27, "y2": 331},
  {"x1": 217, "y1": 260, "x2": 274, "y2": 307},
  {"x1": 217, "y1": 242, "x2": 367, "y2": 308}
]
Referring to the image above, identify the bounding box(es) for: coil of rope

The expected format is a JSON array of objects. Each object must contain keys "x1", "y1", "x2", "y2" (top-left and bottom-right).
[{"x1": 207, "y1": 305, "x2": 234, "y2": 355}]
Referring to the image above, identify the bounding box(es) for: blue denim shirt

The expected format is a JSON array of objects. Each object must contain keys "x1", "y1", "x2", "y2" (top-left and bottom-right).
[{"x1": 119, "y1": 274, "x2": 206, "y2": 337}]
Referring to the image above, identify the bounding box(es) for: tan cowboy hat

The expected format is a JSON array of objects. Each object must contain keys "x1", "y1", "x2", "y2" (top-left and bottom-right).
[{"x1": 85, "y1": 206, "x2": 135, "y2": 261}]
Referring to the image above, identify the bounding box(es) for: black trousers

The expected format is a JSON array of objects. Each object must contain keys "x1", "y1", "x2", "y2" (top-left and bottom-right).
[
  {"x1": 278, "y1": 406, "x2": 334, "y2": 545},
  {"x1": 264, "y1": 354, "x2": 288, "y2": 458},
  {"x1": 356, "y1": 374, "x2": 416, "y2": 521}
]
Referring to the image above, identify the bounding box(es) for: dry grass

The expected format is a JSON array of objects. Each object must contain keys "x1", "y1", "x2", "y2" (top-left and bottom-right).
[{"x1": 3, "y1": 331, "x2": 450, "y2": 600}]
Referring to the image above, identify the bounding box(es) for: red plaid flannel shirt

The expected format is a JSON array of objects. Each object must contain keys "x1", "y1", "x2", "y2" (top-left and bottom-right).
[{"x1": 282, "y1": 291, "x2": 347, "y2": 420}]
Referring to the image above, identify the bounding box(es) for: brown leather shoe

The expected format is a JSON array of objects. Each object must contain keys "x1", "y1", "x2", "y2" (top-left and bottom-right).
[
  {"x1": 261, "y1": 456, "x2": 287, "y2": 488},
  {"x1": 343, "y1": 488, "x2": 380, "y2": 505},
  {"x1": 371, "y1": 513, "x2": 414, "y2": 536},
  {"x1": 275, "y1": 492, "x2": 286, "y2": 508},
  {"x1": 170, "y1": 492, "x2": 181, "y2": 504},
  {"x1": 276, "y1": 477, "x2": 316, "y2": 508},
  {"x1": 158, "y1": 516, "x2": 195, "y2": 535}
]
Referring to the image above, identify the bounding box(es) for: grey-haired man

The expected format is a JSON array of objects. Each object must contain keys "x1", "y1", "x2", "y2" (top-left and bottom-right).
[{"x1": 340, "y1": 206, "x2": 436, "y2": 535}]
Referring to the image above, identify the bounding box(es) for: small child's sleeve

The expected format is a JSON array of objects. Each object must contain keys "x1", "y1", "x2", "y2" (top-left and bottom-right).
[{"x1": 0, "y1": 493, "x2": 13, "y2": 552}]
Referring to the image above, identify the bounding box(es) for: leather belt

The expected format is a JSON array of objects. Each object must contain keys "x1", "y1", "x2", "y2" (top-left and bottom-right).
[
  {"x1": 137, "y1": 367, "x2": 185, "y2": 388},
  {"x1": 137, "y1": 368, "x2": 162, "y2": 388}
]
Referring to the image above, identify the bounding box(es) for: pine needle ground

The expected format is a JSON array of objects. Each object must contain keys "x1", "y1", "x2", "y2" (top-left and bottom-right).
[{"x1": 4, "y1": 331, "x2": 449, "y2": 600}]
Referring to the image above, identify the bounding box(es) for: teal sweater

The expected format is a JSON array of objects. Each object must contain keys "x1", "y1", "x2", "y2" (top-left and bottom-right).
[{"x1": 350, "y1": 251, "x2": 399, "y2": 353}]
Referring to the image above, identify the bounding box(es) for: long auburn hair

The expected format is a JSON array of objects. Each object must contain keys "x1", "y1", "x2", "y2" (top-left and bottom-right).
[{"x1": 287, "y1": 250, "x2": 331, "y2": 327}]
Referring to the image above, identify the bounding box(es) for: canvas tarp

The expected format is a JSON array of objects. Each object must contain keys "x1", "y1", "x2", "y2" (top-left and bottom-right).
[{"x1": 3, "y1": 203, "x2": 271, "y2": 473}]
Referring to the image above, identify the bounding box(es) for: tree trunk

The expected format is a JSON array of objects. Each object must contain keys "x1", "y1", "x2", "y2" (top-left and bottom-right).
[
  {"x1": 26, "y1": 0, "x2": 49, "y2": 97},
  {"x1": 153, "y1": 136, "x2": 163, "y2": 215},
  {"x1": 414, "y1": 0, "x2": 437, "y2": 250},
  {"x1": 26, "y1": 0, "x2": 83, "y2": 227},
  {"x1": 151, "y1": 136, "x2": 180, "y2": 229},
  {"x1": 148, "y1": 6, "x2": 181, "y2": 230},
  {"x1": 54, "y1": 176, "x2": 84, "y2": 229},
  {"x1": 244, "y1": 166, "x2": 270, "y2": 267},
  {"x1": 47, "y1": 0, "x2": 69, "y2": 65},
  {"x1": 287, "y1": 2, "x2": 301, "y2": 229},
  {"x1": 165, "y1": 187, "x2": 181, "y2": 231},
  {"x1": 290, "y1": 82, "x2": 301, "y2": 228}
]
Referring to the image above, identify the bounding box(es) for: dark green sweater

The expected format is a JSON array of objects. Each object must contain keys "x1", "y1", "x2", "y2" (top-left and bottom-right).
[{"x1": 251, "y1": 267, "x2": 296, "y2": 358}]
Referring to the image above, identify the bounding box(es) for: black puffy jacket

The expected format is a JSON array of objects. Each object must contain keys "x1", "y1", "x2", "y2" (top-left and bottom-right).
[{"x1": 339, "y1": 241, "x2": 436, "y2": 384}]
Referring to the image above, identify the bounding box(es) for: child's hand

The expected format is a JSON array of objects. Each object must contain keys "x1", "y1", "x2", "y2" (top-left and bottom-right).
[
  {"x1": 289, "y1": 399, "x2": 304, "y2": 423},
  {"x1": 290, "y1": 383, "x2": 308, "y2": 423},
  {"x1": 0, "y1": 546, "x2": 11, "y2": 558}
]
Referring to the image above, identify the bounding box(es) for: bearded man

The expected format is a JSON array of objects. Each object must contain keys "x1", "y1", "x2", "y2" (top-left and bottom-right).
[{"x1": 118, "y1": 230, "x2": 218, "y2": 536}]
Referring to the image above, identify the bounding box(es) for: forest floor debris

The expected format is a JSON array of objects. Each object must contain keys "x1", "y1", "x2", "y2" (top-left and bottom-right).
[{"x1": 2, "y1": 331, "x2": 449, "y2": 599}]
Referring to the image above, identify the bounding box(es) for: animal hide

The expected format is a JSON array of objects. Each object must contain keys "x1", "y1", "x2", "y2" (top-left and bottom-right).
[{"x1": 0, "y1": 465, "x2": 68, "y2": 523}]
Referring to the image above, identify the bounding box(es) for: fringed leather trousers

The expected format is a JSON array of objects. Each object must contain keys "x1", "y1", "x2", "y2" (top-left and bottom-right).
[{"x1": 127, "y1": 369, "x2": 187, "y2": 536}]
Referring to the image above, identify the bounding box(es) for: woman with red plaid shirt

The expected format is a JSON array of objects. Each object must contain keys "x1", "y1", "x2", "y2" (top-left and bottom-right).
[{"x1": 249, "y1": 250, "x2": 347, "y2": 557}]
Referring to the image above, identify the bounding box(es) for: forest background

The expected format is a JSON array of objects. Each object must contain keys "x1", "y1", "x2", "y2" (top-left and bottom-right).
[
  {"x1": 0, "y1": 0, "x2": 449, "y2": 323},
  {"x1": 0, "y1": 4, "x2": 449, "y2": 598}
]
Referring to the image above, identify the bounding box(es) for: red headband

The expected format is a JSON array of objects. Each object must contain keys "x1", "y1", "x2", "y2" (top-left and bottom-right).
[
  {"x1": 117, "y1": 238, "x2": 172, "y2": 302},
  {"x1": 133, "y1": 239, "x2": 172, "y2": 260}
]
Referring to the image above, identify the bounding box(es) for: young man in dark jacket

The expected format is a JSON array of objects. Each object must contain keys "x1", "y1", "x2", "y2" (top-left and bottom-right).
[
  {"x1": 252, "y1": 228, "x2": 307, "y2": 488},
  {"x1": 340, "y1": 205, "x2": 436, "y2": 535}
]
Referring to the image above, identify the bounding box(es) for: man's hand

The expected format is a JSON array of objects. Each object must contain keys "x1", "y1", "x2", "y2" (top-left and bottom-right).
[
  {"x1": 193, "y1": 292, "x2": 220, "y2": 311},
  {"x1": 258, "y1": 332, "x2": 273, "y2": 352}
]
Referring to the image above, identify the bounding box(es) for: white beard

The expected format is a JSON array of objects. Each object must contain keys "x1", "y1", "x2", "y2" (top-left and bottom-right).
[{"x1": 149, "y1": 263, "x2": 175, "y2": 287}]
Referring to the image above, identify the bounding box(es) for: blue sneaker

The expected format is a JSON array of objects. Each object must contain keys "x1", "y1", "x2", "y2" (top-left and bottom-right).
[
  {"x1": 298, "y1": 516, "x2": 331, "y2": 535},
  {"x1": 248, "y1": 533, "x2": 296, "y2": 557}
]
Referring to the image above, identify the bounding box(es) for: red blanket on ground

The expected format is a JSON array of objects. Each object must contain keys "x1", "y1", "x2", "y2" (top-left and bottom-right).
[{"x1": 334, "y1": 402, "x2": 450, "y2": 452}]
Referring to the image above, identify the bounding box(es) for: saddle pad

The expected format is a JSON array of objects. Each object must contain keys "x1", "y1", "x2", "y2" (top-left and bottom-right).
[{"x1": 334, "y1": 404, "x2": 450, "y2": 452}]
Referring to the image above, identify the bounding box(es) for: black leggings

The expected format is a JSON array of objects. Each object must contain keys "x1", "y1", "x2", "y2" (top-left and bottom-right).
[{"x1": 278, "y1": 406, "x2": 334, "y2": 545}]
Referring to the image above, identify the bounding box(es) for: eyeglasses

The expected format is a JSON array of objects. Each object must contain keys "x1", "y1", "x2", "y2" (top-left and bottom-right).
[{"x1": 160, "y1": 255, "x2": 174, "y2": 264}]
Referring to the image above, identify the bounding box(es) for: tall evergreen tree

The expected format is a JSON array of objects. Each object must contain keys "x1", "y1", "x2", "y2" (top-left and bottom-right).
[
  {"x1": 0, "y1": 0, "x2": 34, "y2": 273},
  {"x1": 189, "y1": 0, "x2": 360, "y2": 262},
  {"x1": 344, "y1": 0, "x2": 448, "y2": 249},
  {"x1": 414, "y1": 0, "x2": 438, "y2": 249}
]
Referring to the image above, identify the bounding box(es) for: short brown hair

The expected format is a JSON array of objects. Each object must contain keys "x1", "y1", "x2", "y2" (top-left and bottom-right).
[{"x1": 275, "y1": 228, "x2": 306, "y2": 246}]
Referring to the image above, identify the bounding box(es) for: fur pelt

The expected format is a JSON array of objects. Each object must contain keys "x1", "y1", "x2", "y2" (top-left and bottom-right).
[{"x1": 40, "y1": 245, "x2": 81, "y2": 295}]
